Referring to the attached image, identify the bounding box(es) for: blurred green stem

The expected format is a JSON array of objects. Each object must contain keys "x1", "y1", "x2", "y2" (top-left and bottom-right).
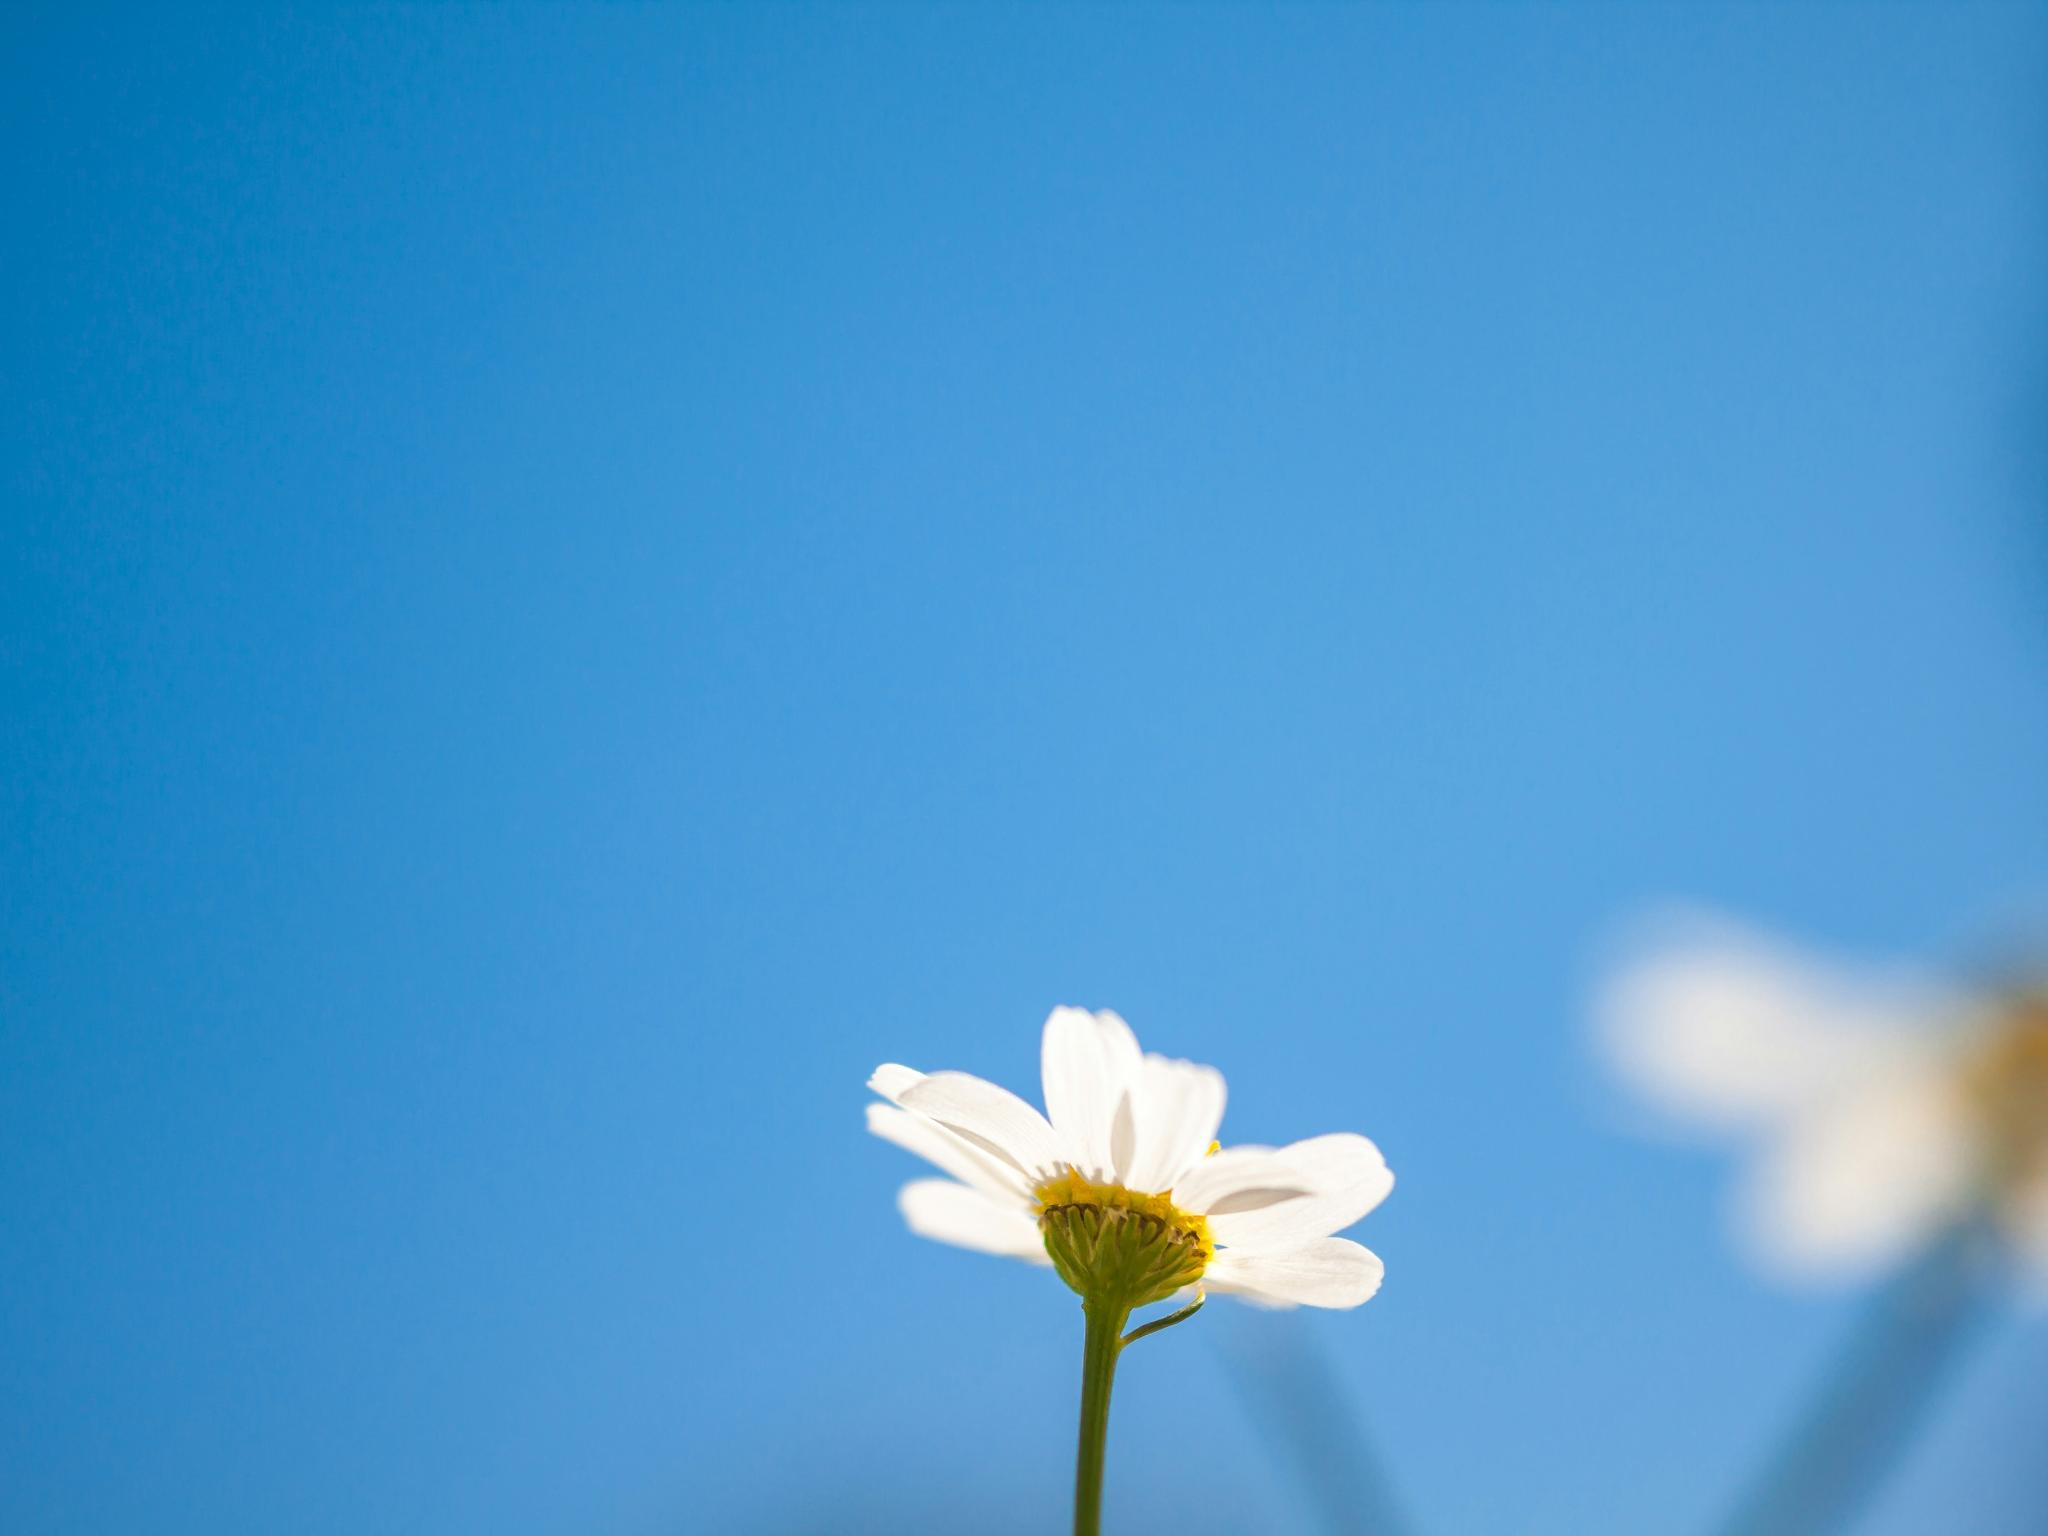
[
  {"x1": 1716, "y1": 1221, "x2": 1993, "y2": 1536},
  {"x1": 1216, "y1": 1310, "x2": 1410, "y2": 1536}
]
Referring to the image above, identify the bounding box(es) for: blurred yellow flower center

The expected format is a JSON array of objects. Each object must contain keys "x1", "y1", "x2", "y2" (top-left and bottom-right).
[
  {"x1": 1033, "y1": 1170, "x2": 1212, "y2": 1307},
  {"x1": 1958, "y1": 993, "x2": 2048, "y2": 1183}
]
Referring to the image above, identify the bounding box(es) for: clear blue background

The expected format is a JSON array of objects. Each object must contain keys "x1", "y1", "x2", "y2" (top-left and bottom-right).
[{"x1": 6, "y1": 5, "x2": 2047, "y2": 1533}]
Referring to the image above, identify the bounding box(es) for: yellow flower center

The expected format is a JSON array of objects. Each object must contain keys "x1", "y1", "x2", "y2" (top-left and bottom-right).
[
  {"x1": 1957, "y1": 992, "x2": 2048, "y2": 1186},
  {"x1": 1033, "y1": 1169, "x2": 1213, "y2": 1307}
]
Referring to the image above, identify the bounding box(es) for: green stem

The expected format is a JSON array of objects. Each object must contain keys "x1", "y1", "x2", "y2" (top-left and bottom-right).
[
  {"x1": 1073, "y1": 1298, "x2": 1130, "y2": 1536},
  {"x1": 1122, "y1": 1292, "x2": 1205, "y2": 1348}
]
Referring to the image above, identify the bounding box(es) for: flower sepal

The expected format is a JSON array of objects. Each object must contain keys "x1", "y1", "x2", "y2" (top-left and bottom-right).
[{"x1": 1039, "y1": 1193, "x2": 1210, "y2": 1311}]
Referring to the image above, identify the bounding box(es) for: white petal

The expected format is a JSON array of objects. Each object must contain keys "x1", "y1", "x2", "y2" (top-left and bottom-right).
[
  {"x1": 898, "y1": 1070, "x2": 1067, "y2": 1183},
  {"x1": 1206, "y1": 1238, "x2": 1385, "y2": 1309},
  {"x1": 1598, "y1": 913, "x2": 1962, "y2": 1131},
  {"x1": 898, "y1": 1179, "x2": 1050, "y2": 1263},
  {"x1": 1040, "y1": 1007, "x2": 1143, "y2": 1180},
  {"x1": 1123, "y1": 1053, "x2": 1227, "y2": 1193},
  {"x1": 1200, "y1": 1134, "x2": 1393, "y2": 1253},
  {"x1": 866, "y1": 1103, "x2": 1032, "y2": 1204},
  {"x1": 1744, "y1": 1057, "x2": 1977, "y2": 1277},
  {"x1": 867, "y1": 1063, "x2": 925, "y2": 1103},
  {"x1": 1171, "y1": 1145, "x2": 1304, "y2": 1213}
]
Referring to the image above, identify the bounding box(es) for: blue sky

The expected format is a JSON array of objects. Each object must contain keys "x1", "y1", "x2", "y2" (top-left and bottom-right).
[{"x1": 5, "y1": 5, "x2": 2047, "y2": 1533}]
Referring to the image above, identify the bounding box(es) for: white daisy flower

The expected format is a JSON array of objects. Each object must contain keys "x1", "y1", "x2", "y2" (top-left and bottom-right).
[
  {"x1": 867, "y1": 1006, "x2": 1392, "y2": 1310},
  {"x1": 1599, "y1": 910, "x2": 2048, "y2": 1284}
]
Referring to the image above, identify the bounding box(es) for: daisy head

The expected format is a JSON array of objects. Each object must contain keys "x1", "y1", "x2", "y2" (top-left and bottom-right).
[
  {"x1": 1599, "y1": 909, "x2": 2048, "y2": 1286},
  {"x1": 867, "y1": 1007, "x2": 1392, "y2": 1311}
]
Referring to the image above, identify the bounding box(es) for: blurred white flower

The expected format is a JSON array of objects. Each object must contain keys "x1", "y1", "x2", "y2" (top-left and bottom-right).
[
  {"x1": 868, "y1": 1007, "x2": 1392, "y2": 1309},
  {"x1": 1599, "y1": 911, "x2": 2048, "y2": 1284}
]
